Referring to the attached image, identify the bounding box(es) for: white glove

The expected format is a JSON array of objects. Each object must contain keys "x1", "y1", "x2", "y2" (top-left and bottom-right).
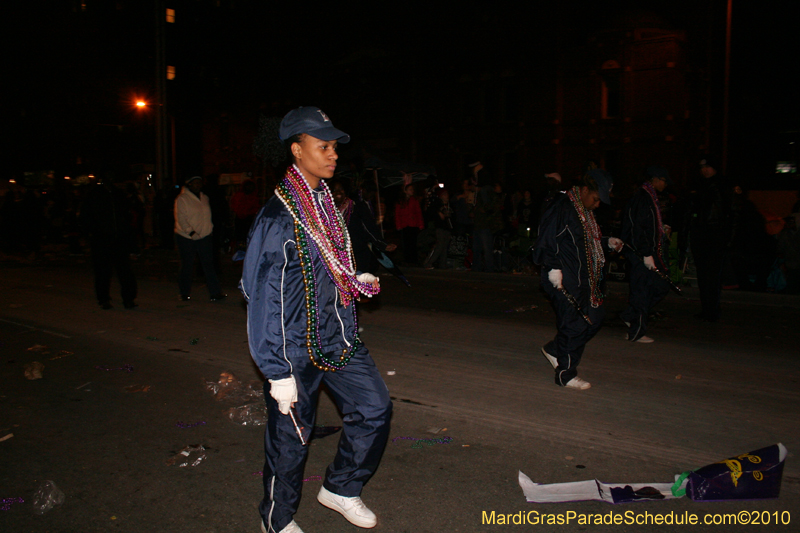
[
  {"x1": 268, "y1": 375, "x2": 297, "y2": 415},
  {"x1": 608, "y1": 237, "x2": 623, "y2": 252},
  {"x1": 356, "y1": 273, "x2": 379, "y2": 284},
  {"x1": 547, "y1": 269, "x2": 563, "y2": 289},
  {"x1": 643, "y1": 256, "x2": 656, "y2": 270}
]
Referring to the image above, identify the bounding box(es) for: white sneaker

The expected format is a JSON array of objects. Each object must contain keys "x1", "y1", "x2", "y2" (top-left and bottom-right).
[
  {"x1": 317, "y1": 486, "x2": 377, "y2": 528},
  {"x1": 626, "y1": 334, "x2": 654, "y2": 343},
  {"x1": 564, "y1": 377, "x2": 591, "y2": 390},
  {"x1": 262, "y1": 520, "x2": 304, "y2": 533},
  {"x1": 541, "y1": 346, "x2": 558, "y2": 369}
]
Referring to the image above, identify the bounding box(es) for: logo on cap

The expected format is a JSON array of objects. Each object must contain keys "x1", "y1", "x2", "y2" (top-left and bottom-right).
[{"x1": 317, "y1": 110, "x2": 330, "y2": 122}]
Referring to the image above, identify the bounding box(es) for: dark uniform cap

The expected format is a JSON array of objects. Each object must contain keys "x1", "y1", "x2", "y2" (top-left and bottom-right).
[
  {"x1": 588, "y1": 169, "x2": 614, "y2": 204},
  {"x1": 646, "y1": 165, "x2": 673, "y2": 186},
  {"x1": 279, "y1": 107, "x2": 350, "y2": 144}
]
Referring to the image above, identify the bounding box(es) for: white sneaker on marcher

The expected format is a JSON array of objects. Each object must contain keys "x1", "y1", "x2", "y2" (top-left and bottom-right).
[
  {"x1": 317, "y1": 486, "x2": 377, "y2": 528},
  {"x1": 541, "y1": 346, "x2": 558, "y2": 369},
  {"x1": 262, "y1": 520, "x2": 304, "y2": 533},
  {"x1": 564, "y1": 377, "x2": 591, "y2": 390}
]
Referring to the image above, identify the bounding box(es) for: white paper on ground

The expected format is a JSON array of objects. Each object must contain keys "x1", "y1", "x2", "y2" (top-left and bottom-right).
[{"x1": 519, "y1": 471, "x2": 687, "y2": 504}]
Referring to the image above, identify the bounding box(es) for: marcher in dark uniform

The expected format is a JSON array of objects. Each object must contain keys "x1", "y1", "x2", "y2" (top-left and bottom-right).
[
  {"x1": 81, "y1": 176, "x2": 138, "y2": 309},
  {"x1": 685, "y1": 156, "x2": 735, "y2": 322},
  {"x1": 620, "y1": 166, "x2": 672, "y2": 343},
  {"x1": 331, "y1": 178, "x2": 396, "y2": 275},
  {"x1": 241, "y1": 107, "x2": 391, "y2": 533},
  {"x1": 533, "y1": 170, "x2": 622, "y2": 389}
]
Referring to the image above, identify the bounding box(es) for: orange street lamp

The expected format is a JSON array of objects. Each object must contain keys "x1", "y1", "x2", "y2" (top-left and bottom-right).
[{"x1": 136, "y1": 100, "x2": 147, "y2": 108}]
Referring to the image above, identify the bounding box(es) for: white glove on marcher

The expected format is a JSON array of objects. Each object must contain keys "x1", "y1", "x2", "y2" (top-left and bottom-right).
[
  {"x1": 547, "y1": 269, "x2": 563, "y2": 289},
  {"x1": 268, "y1": 375, "x2": 297, "y2": 415},
  {"x1": 608, "y1": 237, "x2": 623, "y2": 252},
  {"x1": 643, "y1": 256, "x2": 656, "y2": 270},
  {"x1": 356, "y1": 273, "x2": 379, "y2": 284}
]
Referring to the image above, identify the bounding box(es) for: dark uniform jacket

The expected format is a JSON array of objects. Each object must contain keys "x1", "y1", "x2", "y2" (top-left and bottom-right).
[
  {"x1": 621, "y1": 187, "x2": 669, "y2": 266},
  {"x1": 240, "y1": 193, "x2": 358, "y2": 380},
  {"x1": 533, "y1": 192, "x2": 609, "y2": 299}
]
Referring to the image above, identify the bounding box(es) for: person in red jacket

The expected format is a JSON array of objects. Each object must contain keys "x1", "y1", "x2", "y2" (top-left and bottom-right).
[
  {"x1": 230, "y1": 179, "x2": 261, "y2": 250},
  {"x1": 394, "y1": 183, "x2": 424, "y2": 265}
]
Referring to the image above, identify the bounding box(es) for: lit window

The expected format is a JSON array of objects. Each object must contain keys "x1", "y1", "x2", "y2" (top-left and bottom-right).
[
  {"x1": 166, "y1": 8, "x2": 175, "y2": 23},
  {"x1": 167, "y1": 66, "x2": 176, "y2": 80}
]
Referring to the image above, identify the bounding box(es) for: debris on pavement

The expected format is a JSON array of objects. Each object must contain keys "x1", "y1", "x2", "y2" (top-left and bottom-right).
[
  {"x1": 190, "y1": 338, "x2": 199, "y2": 345},
  {"x1": 392, "y1": 436, "x2": 454, "y2": 448},
  {"x1": 1, "y1": 497, "x2": 24, "y2": 511},
  {"x1": 48, "y1": 351, "x2": 73, "y2": 360},
  {"x1": 224, "y1": 403, "x2": 267, "y2": 426},
  {"x1": 519, "y1": 443, "x2": 788, "y2": 504},
  {"x1": 204, "y1": 372, "x2": 263, "y2": 403},
  {"x1": 0, "y1": 433, "x2": 13, "y2": 442},
  {"x1": 146, "y1": 336, "x2": 159, "y2": 341},
  {"x1": 124, "y1": 384, "x2": 151, "y2": 393},
  {"x1": 175, "y1": 421, "x2": 206, "y2": 429},
  {"x1": 24, "y1": 362, "x2": 44, "y2": 380},
  {"x1": 386, "y1": 370, "x2": 396, "y2": 376},
  {"x1": 166, "y1": 445, "x2": 207, "y2": 467},
  {"x1": 26, "y1": 345, "x2": 48, "y2": 352},
  {"x1": 96, "y1": 364, "x2": 134, "y2": 372},
  {"x1": 32, "y1": 481, "x2": 65, "y2": 515}
]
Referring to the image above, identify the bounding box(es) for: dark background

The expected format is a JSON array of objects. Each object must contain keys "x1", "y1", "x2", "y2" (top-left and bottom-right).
[{"x1": 6, "y1": 0, "x2": 799, "y2": 191}]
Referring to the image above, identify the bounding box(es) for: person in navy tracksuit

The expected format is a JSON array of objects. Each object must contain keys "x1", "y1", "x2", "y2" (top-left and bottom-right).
[
  {"x1": 620, "y1": 166, "x2": 672, "y2": 343},
  {"x1": 241, "y1": 107, "x2": 391, "y2": 533},
  {"x1": 533, "y1": 170, "x2": 622, "y2": 390}
]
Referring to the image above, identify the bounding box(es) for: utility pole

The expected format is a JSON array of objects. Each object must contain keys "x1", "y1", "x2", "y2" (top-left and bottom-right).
[
  {"x1": 722, "y1": 0, "x2": 732, "y2": 176},
  {"x1": 154, "y1": 0, "x2": 169, "y2": 190}
]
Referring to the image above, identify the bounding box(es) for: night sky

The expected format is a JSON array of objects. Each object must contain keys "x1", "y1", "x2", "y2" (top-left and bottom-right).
[{"x1": 7, "y1": 0, "x2": 799, "y2": 186}]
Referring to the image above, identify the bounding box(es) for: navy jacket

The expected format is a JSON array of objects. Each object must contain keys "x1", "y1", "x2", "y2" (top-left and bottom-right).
[
  {"x1": 621, "y1": 187, "x2": 669, "y2": 264},
  {"x1": 240, "y1": 193, "x2": 358, "y2": 380},
  {"x1": 532, "y1": 193, "x2": 609, "y2": 298}
]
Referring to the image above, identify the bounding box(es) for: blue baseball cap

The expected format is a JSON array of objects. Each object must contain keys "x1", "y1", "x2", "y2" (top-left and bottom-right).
[
  {"x1": 279, "y1": 106, "x2": 350, "y2": 144},
  {"x1": 588, "y1": 169, "x2": 614, "y2": 204}
]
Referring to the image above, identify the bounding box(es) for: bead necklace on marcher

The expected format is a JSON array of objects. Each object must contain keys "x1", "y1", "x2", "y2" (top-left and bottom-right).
[
  {"x1": 275, "y1": 165, "x2": 379, "y2": 371},
  {"x1": 642, "y1": 181, "x2": 666, "y2": 270},
  {"x1": 567, "y1": 186, "x2": 605, "y2": 308}
]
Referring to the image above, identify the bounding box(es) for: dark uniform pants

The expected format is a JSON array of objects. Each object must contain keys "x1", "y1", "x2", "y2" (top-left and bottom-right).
[
  {"x1": 620, "y1": 259, "x2": 670, "y2": 340},
  {"x1": 91, "y1": 238, "x2": 137, "y2": 306},
  {"x1": 542, "y1": 280, "x2": 605, "y2": 386},
  {"x1": 260, "y1": 344, "x2": 392, "y2": 532}
]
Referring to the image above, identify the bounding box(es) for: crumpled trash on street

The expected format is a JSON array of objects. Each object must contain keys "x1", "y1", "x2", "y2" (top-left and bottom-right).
[
  {"x1": 124, "y1": 384, "x2": 151, "y2": 393},
  {"x1": 166, "y1": 444, "x2": 207, "y2": 467},
  {"x1": 519, "y1": 443, "x2": 788, "y2": 504},
  {"x1": 24, "y1": 361, "x2": 44, "y2": 380},
  {"x1": 224, "y1": 403, "x2": 267, "y2": 426},
  {"x1": 32, "y1": 480, "x2": 65, "y2": 515},
  {"x1": 204, "y1": 372, "x2": 263, "y2": 403}
]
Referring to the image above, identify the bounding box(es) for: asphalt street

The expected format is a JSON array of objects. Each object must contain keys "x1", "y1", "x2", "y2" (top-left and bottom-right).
[{"x1": 1, "y1": 248, "x2": 799, "y2": 532}]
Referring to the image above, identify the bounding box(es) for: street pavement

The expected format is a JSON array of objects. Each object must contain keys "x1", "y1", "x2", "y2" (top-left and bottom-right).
[{"x1": 1, "y1": 248, "x2": 799, "y2": 532}]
